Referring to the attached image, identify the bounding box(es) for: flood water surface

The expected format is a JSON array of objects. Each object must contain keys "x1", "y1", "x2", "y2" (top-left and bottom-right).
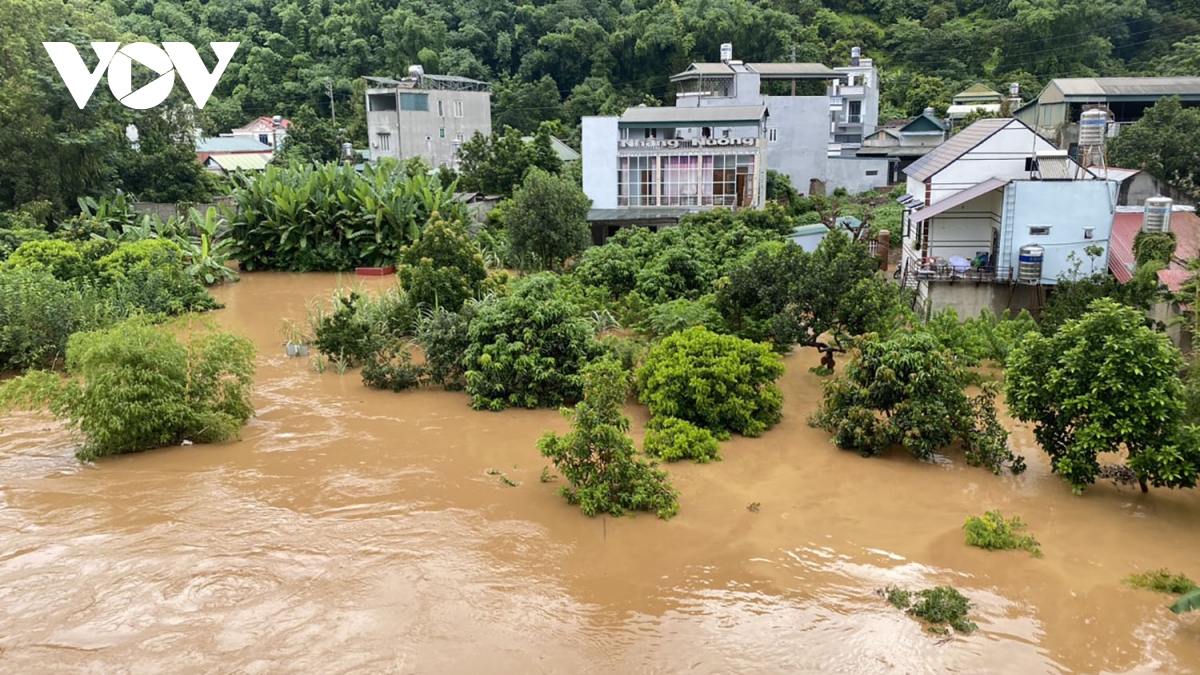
[{"x1": 2, "y1": 272, "x2": 1199, "y2": 673}]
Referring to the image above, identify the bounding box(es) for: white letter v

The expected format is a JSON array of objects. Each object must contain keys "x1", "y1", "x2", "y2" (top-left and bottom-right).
[
  {"x1": 43, "y1": 42, "x2": 120, "y2": 109},
  {"x1": 165, "y1": 42, "x2": 239, "y2": 109}
]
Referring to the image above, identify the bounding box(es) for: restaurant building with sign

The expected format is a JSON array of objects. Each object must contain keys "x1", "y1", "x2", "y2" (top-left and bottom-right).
[{"x1": 581, "y1": 106, "x2": 768, "y2": 242}]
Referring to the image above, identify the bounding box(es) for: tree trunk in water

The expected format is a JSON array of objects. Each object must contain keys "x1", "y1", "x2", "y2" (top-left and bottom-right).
[{"x1": 1138, "y1": 476, "x2": 1149, "y2": 493}]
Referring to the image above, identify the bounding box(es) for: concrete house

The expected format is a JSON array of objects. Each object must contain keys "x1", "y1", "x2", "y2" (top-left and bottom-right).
[
  {"x1": 227, "y1": 116, "x2": 290, "y2": 150},
  {"x1": 582, "y1": 106, "x2": 768, "y2": 242},
  {"x1": 1093, "y1": 166, "x2": 1197, "y2": 207},
  {"x1": 195, "y1": 137, "x2": 274, "y2": 174},
  {"x1": 899, "y1": 117, "x2": 1119, "y2": 316},
  {"x1": 947, "y1": 83, "x2": 1004, "y2": 121},
  {"x1": 1109, "y1": 205, "x2": 1200, "y2": 350},
  {"x1": 1013, "y1": 77, "x2": 1200, "y2": 149},
  {"x1": 364, "y1": 67, "x2": 491, "y2": 169},
  {"x1": 856, "y1": 108, "x2": 948, "y2": 183},
  {"x1": 668, "y1": 45, "x2": 889, "y2": 196}
]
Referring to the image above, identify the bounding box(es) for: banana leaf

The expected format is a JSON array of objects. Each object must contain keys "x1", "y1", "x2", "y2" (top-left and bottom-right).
[{"x1": 1170, "y1": 589, "x2": 1200, "y2": 614}]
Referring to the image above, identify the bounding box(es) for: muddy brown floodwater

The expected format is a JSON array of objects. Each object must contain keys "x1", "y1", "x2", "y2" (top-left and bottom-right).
[{"x1": 2, "y1": 272, "x2": 1199, "y2": 674}]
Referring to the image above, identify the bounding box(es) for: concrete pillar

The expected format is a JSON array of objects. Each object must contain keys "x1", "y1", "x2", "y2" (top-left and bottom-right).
[{"x1": 876, "y1": 229, "x2": 890, "y2": 270}]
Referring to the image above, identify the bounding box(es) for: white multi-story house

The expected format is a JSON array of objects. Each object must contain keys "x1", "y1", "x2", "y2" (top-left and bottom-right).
[
  {"x1": 898, "y1": 118, "x2": 1119, "y2": 316},
  {"x1": 668, "y1": 45, "x2": 889, "y2": 196},
  {"x1": 364, "y1": 66, "x2": 491, "y2": 169}
]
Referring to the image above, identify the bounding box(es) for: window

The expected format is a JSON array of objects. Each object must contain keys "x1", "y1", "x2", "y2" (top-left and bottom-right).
[
  {"x1": 258, "y1": 134, "x2": 269, "y2": 145},
  {"x1": 368, "y1": 93, "x2": 397, "y2": 111},
  {"x1": 1024, "y1": 157, "x2": 1039, "y2": 172},
  {"x1": 865, "y1": 170, "x2": 878, "y2": 176},
  {"x1": 1084, "y1": 227, "x2": 1095, "y2": 239},
  {"x1": 377, "y1": 133, "x2": 391, "y2": 152},
  {"x1": 439, "y1": 128, "x2": 446, "y2": 139},
  {"x1": 722, "y1": 128, "x2": 731, "y2": 139},
  {"x1": 456, "y1": 134, "x2": 464, "y2": 143},
  {"x1": 767, "y1": 128, "x2": 778, "y2": 143},
  {"x1": 848, "y1": 100, "x2": 862, "y2": 124},
  {"x1": 618, "y1": 153, "x2": 756, "y2": 208},
  {"x1": 399, "y1": 93, "x2": 429, "y2": 111},
  {"x1": 438, "y1": 100, "x2": 444, "y2": 117},
  {"x1": 454, "y1": 100, "x2": 463, "y2": 118},
  {"x1": 1029, "y1": 226, "x2": 1051, "y2": 236}
]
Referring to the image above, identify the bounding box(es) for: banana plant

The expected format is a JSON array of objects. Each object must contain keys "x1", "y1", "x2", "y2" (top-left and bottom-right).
[
  {"x1": 1171, "y1": 589, "x2": 1200, "y2": 614},
  {"x1": 178, "y1": 207, "x2": 239, "y2": 285}
]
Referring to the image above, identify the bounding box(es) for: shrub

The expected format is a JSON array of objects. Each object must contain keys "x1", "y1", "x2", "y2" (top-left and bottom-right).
[
  {"x1": 313, "y1": 291, "x2": 384, "y2": 366},
  {"x1": 362, "y1": 345, "x2": 428, "y2": 392},
  {"x1": 538, "y1": 359, "x2": 680, "y2": 519},
  {"x1": 643, "y1": 417, "x2": 722, "y2": 463},
  {"x1": 397, "y1": 214, "x2": 488, "y2": 310},
  {"x1": 1133, "y1": 231, "x2": 1177, "y2": 268},
  {"x1": 463, "y1": 274, "x2": 604, "y2": 410},
  {"x1": 643, "y1": 297, "x2": 724, "y2": 336},
  {"x1": 963, "y1": 511, "x2": 1043, "y2": 557},
  {"x1": 97, "y1": 239, "x2": 220, "y2": 316},
  {"x1": 810, "y1": 331, "x2": 1026, "y2": 475},
  {"x1": 1126, "y1": 569, "x2": 1198, "y2": 595},
  {"x1": 1, "y1": 239, "x2": 90, "y2": 280},
  {"x1": 504, "y1": 167, "x2": 591, "y2": 269},
  {"x1": 886, "y1": 586, "x2": 977, "y2": 635},
  {"x1": 637, "y1": 327, "x2": 785, "y2": 438},
  {"x1": 417, "y1": 305, "x2": 475, "y2": 390},
  {"x1": 0, "y1": 320, "x2": 255, "y2": 460},
  {"x1": 920, "y1": 307, "x2": 1039, "y2": 366},
  {"x1": 0, "y1": 267, "x2": 120, "y2": 371}
]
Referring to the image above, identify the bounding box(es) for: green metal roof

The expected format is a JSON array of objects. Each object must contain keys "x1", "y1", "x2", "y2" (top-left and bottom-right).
[{"x1": 208, "y1": 153, "x2": 273, "y2": 171}]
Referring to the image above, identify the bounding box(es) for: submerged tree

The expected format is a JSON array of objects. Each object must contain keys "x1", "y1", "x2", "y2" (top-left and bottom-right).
[
  {"x1": 538, "y1": 359, "x2": 680, "y2": 519},
  {"x1": 1006, "y1": 298, "x2": 1200, "y2": 494},
  {"x1": 809, "y1": 331, "x2": 1024, "y2": 475}
]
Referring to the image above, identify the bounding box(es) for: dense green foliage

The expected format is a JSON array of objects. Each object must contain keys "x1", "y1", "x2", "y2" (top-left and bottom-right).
[
  {"x1": 463, "y1": 274, "x2": 604, "y2": 410},
  {"x1": 643, "y1": 297, "x2": 725, "y2": 337},
  {"x1": 417, "y1": 305, "x2": 476, "y2": 391},
  {"x1": 919, "y1": 307, "x2": 1039, "y2": 366},
  {"x1": 1132, "y1": 231, "x2": 1178, "y2": 269},
  {"x1": 810, "y1": 331, "x2": 1025, "y2": 475},
  {"x1": 458, "y1": 126, "x2": 563, "y2": 198},
  {"x1": 716, "y1": 232, "x2": 897, "y2": 349},
  {"x1": 0, "y1": 234, "x2": 220, "y2": 371},
  {"x1": 398, "y1": 214, "x2": 488, "y2": 310},
  {"x1": 642, "y1": 416, "x2": 722, "y2": 464},
  {"x1": 1006, "y1": 299, "x2": 1200, "y2": 494},
  {"x1": 1171, "y1": 590, "x2": 1200, "y2": 615},
  {"x1": 538, "y1": 359, "x2": 680, "y2": 519},
  {"x1": 1110, "y1": 98, "x2": 1200, "y2": 200},
  {"x1": 886, "y1": 586, "x2": 977, "y2": 635},
  {"x1": 1039, "y1": 266, "x2": 1161, "y2": 336},
  {"x1": 503, "y1": 168, "x2": 591, "y2": 270},
  {"x1": 0, "y1": 320, "x2": 255, "y2": 460},
  {"x1": 963, "y1": 511, "x2": 1043, "y2": 557},
  {"x1": 1126, "y1": 569, "x2": 1198, "y2": 595},
  {"x1": 637, "y1": 327, "x2": 784, "y2": 438},
  {"x1": 228, "y1": 162, "x2": 464, "y2": 271}
]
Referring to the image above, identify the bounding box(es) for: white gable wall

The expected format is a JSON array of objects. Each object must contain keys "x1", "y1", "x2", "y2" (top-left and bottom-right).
[{"x1": 908, "y1": 121, "x2": 1065, "y2": 205}]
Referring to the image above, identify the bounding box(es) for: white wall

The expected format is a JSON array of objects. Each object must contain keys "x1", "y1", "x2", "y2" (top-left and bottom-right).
[
  {"x1": 826, "y1": 156, "x2": 890, "y2": 194},
  {"x1": 924, "y1": 189, "x2": 1002, "y2": 262},
  {"x1": 763, "y1": 96, "x2": 831, "y2": 195},
  {"x1": 582, "y1": 117, "x2": 619, "y2": 209},
  {"x1": 927, "y1": 122, "x2": 1060, "y2": 204}
]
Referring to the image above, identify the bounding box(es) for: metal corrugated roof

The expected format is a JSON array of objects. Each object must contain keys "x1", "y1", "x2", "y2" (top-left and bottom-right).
[
  {"x1": 1050, "y1": 77, "x2": 1200, "y2": 99},
  {"x1": 908, "y1": 178, "x2": 1010, "y2": 224},
  {"x1": 903, "y1": 118, "x2": 1013, "y2": 181},
  {"x1": 209, "y1": 153, "x2": 273, "y2": 171},
  {"x1": 619, "y1": 105, "x2": 767, "y2": 125},
  {"x1": 671, "y1": 62, "x2": 840, "y2": 81},
  {"x1": 1158, "y1": 269, "x2": 1193, "y2": 293},
  {"x1": 1036, "y1": 156, "x2": 1078, "y2": 180},
  {"x1": 196, "y1": 137, "x2": 273, "y2": 153},
  {"x1": 521, "y1": 135, "x2": 580, "y2": 162},
  {"x1": 953, "y1": 83, "x2": 1003, "y2": 101},
  {"x1": 1109, "y1": 210, "x2": 1200, "y2": 283}
]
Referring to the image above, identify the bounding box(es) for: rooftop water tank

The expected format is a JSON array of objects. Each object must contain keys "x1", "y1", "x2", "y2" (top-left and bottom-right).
[
  {"x1": 720, "y1": 43, "x2": 733, "y2": 63},
  {"x1": 1143, "y1": 197, "x2": 1173, "y2": 233},
  {"x1": 408, "y1": 64, "x2": 425, "y2": 78},
  {"x1": 1009, "y1": 82, "x2": 1020, "y2": 97},
  {"x1": 851, "y1": 46, "x2": 861, "y2": 66},
  {"x1": 1017, "y1": 244, "x2": 1045, "y2": 285},
  {"x1": 1078, "y1": 109, "x2": 1109, "y2": 147}
]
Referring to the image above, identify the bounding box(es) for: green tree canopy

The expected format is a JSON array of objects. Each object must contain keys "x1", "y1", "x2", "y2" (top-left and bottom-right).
[
  {"x1": 504, "y1": 167, "x2": 591, "y2": 270},
  {"x1": 1006, "y1": 298, "x2": 1200, "y2": 494},
  {"x1": 1110, "y1": 97, "x2": 1200, "y2": 200}
]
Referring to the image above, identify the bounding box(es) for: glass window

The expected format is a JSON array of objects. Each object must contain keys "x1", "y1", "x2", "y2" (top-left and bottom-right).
[
  {"x1": 438, "y1": 100, "x2": 444, "y2": 117},
  {"x1": 439, "y1": 128, "x2": 446, "y2": 138},
  {"x1": 400, "y1": 93, "x2": 429, "y2": 111},
  {"x1": 454, "y1": 100, "x2": 463, "y2": 117},
  {"x1": 767, "y1": 128, "x2": 778, "y2": 143},
  {"x1": 258, "y1": 134, "x2": 269, "y2": 145}
]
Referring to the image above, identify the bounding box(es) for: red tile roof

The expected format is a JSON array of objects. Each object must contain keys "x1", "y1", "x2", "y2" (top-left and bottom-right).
[{"x1": 1109, "y1": 210, "x2": 1200, "y2": 285}]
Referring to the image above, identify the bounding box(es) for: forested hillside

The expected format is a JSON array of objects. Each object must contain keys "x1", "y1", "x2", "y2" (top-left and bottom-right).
[{"x1": 2, "y1": 0, "x2": 1198, "y2": 212}]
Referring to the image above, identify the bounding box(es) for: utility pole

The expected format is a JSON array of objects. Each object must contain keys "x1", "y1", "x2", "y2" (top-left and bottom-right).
[{"x1": 326, "y1": 79, "x2": 336, "y2": 122}]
